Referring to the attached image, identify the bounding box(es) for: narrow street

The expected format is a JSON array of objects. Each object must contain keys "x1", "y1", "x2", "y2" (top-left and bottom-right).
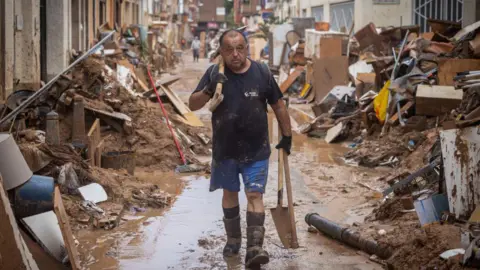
[{"x1": 77, "y1": 56, "x2": 388, "y2": 270}]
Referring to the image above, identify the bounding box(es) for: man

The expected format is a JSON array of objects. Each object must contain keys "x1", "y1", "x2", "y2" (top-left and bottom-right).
[
  {"x1": 191, "y1": 36, "x2": 201, "y2": 62},
  {"x1": 188, "y1": 29, "x2": 292, "y2": 268}
]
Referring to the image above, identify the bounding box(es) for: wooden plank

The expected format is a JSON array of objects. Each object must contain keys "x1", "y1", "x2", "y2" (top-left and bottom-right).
[
  {"x1": 415, "y1": 85, "x2": 463, "y2": 116},
  {"x1": 95, "y1": 138, "x2": 105, "y2": 167},
  {"x1": 388, "y1": 101, "x2": 414, "y2": 125},
  {"x1": 0, "y1": 176, "x2": 39, "y2": 270},
  {"x1": 159, "y1": 85, "x2": 204, "y2": 127},
  {"x1": 437, "y1": 58, "x2": 480, "y2": 85},
  {"x1": 313, "y1": 56, "x2": 349, "y2": 103},
  {"x1": 53, "y1": 186, "x2": 81, "y2": 270},
  {"x1": 142, "y1": 75, "x2": 182, "y2": 98},
  {"x1": 87, "y1": 119, "x2": 101, "y2": 166},
  {"x1": 280, "y1": 67, "x2": 304, "y2": 93}
]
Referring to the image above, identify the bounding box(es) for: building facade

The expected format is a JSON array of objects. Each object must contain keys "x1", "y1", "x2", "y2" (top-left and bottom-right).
[
  {"x1": 273, "y1": 0, "x2": 477, "y2": 33},
  {"x1": 0, "y1": 0, "x2": 144, "y2": 103}
]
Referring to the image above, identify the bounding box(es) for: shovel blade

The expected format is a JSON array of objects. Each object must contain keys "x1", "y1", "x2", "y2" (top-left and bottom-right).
[{"x1": 270, "y1": 206, "x2": 293, "y2": 248}]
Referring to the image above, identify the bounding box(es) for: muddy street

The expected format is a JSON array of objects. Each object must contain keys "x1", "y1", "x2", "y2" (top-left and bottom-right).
[{"x1": 76, "y1": 56, "x2": 387, "y2": 270}]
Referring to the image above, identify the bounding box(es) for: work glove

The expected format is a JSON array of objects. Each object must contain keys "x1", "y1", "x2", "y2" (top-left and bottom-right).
[
  {"x1": 203, "y1": 73, "x2": 228, "y2": 98},
  {"x1": 276, "y1": 136, "x2": 292, "y2": 155}
]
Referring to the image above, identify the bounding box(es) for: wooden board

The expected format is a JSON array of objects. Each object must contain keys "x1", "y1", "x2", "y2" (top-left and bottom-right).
[
  {"x1": 437, "y1": 58, "x2": 480, "y2": 85},
  {"x1": 87, "y1": 119, "x2": 101, "y2": 166},
  {"x1": 388, "y1": 101, "x2": 414, "y2": 125},
  {"x1": 142, "y1": 75, "x2": 182, "y2": 98},
  {"x1": 53, "y1": 187, "x2": 81, "y2": 270},
  {"x1": 0, "y1": 176, "x2": 39, "y2": 270},
  {"x1": 159, "y1": 85, "x2": 204, "y2": 127},
  {"x1": 313, "y1": 56, "x2": 349, "y2": 103},
  {"x1": 96, "y1": 138, "x2": 105, "y2": 168},
  {"x1": 280, "y1": 66, "x2": 304, "y2": 93}
]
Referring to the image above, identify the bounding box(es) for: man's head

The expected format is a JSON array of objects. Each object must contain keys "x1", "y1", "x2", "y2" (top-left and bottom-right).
[
  {"x1": 194, "y1": 36, "x2": 199, "y2": 40},
  {"x1": 219, "y1": 29, "x2": 249, "y2": 71}
]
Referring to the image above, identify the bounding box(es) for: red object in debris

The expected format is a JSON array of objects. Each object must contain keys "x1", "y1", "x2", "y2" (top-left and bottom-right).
[{"x1": 146, "y1": 67, "x2": 187, "y2": 165}]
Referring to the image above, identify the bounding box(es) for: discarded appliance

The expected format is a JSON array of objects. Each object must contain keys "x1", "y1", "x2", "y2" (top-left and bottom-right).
[
  {"x1": 441, "y1": 126, "x2": 480, "y2": 219},
  {"x1": 78, "y1": 183, "x2": 108, "y2": 204},
  {"x1": 305, "y1": 213, "x2": 392, "y2": 259},
  {"x1": 12, "y1": 175, "x2": 55, "y2": 219},
  {"x1": 0, "y1": 133, "x2": 33, "y2": 190}
]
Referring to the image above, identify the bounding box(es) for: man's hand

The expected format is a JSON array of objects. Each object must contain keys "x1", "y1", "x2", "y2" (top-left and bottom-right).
[
  {"x1": 276, "y1": 136, "x2": 292, "y2": 155},
  {"x1": 203, "y1": 73, "x2": 228, "y2": 97}
]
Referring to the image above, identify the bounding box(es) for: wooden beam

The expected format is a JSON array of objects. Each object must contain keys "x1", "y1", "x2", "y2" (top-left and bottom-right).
[
  {"x1": 87, "y1": 119, "x2": 101, "y2": 166},
  {"x1": 0, "y1": 175, "x2": 39, "y2": 270},
  {"x1": 388, "y1": 101, "x2": 414, "y2": 125},
  {"x1": 53, "y1": 187, "x2": 81, "y2": 270}
]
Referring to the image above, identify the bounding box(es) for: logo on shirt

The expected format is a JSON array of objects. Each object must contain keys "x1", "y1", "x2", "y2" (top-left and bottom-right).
[{"x1": 244, "y1": 88, "x2": 259, "y2": 98}]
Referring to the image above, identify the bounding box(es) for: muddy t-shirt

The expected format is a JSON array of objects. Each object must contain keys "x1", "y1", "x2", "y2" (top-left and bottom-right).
[{"x1": 194, "y1": 61, "x2": 283, "y2": 163}]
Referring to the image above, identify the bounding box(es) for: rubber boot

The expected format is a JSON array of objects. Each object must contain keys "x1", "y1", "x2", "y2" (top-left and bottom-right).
[
  {"x1": 245, "y1": 226, "x2": 269, "y2": 268},
  {"x1": 223, "y1": 215, "x2": 242, "y2": 257}
]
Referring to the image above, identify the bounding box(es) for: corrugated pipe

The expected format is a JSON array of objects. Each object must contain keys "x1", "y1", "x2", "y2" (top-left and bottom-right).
[{"x1": 305, "y1": 213, "x2": 392, "y2": 259}]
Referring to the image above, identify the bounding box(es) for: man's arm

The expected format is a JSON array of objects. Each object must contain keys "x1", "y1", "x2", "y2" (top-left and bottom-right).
[
  {"x1": 188, "y1": 91, "x2": 211, "y2": 111},
  {"x1": 271, "y1": 99, "x2": 292, "y2": 137}
]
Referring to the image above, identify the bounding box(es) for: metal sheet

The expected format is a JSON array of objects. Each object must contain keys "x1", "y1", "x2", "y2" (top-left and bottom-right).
[
  {"x1": 22, "y1": 211, "x2": 65, "y2": 262},
  {"x1": 78, "y1": 183, "x2": 108, "y2": 204},
  {"x1": 441, "y1": 127, "x2": 480, "y2": 218},
  {"x1": 0, "y1": 133, "x2": 33, "y2": 190}
]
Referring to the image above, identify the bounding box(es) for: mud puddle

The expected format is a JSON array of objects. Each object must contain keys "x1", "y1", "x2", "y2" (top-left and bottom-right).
[{"x1": 77, "y1": 175, "x2": 247, "y2": 270}]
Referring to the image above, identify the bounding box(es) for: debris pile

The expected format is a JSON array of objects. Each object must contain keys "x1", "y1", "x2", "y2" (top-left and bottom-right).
[
  {"x1": 281, "y1": 19, "x2": 480, "y2": 269},
  {"x1": 0, "y1": 25, "x2": 210, "y2": 269}
]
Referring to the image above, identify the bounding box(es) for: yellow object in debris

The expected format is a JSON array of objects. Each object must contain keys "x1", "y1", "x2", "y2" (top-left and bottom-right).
[
  {"x1": 299, "y1": 83, "x2": 311, "y2": 98},
  {"x1": 374, "y1": 80, "x2": 391, "y2": 123}
]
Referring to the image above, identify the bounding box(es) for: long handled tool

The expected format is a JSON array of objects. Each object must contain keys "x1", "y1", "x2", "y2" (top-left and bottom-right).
[
  {"x1": 270, "y1": 121, "x2": 299, "y2": 249},
  {"x1": 147, "y1": 66, "x2": 194, "y2": 173}
]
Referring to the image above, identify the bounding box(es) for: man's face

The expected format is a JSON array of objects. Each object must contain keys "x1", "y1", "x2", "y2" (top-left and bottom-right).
[{"x1": 220, "y1": 34, "x2": 248, "y2": 70}]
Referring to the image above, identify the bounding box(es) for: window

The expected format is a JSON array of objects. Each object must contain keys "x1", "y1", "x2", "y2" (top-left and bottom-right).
[
  {"x1": 373, "y1": 0, "x2": 400, "y2": 4},
  {"x1": 311, "y1": 5, "x2": 324, "y2": 22},
  {"x1": 330, "y1": 1, "x2": 354, "y2": 32}
]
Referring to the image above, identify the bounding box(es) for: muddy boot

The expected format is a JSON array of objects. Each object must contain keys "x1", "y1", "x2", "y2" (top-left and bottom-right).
[
  {"x1": 223, "y1": 215, "x2": 242, "y2": 257},
  {"x1": 245, "y1": 226, "x2": 269, "y2": 268}
]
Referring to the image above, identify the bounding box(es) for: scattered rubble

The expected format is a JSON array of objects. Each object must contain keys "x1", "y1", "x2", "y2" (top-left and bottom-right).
[{"x1": 270, "y1": 18, "x2": 480, "y2": 269}]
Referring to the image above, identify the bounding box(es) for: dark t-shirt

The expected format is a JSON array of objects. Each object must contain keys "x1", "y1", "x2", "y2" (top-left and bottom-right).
[{"x1": 194, "y1": 60, "x2": 283, "y2": 163}]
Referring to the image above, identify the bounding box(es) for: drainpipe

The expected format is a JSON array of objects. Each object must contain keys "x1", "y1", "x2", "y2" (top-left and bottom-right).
[{"x1": 305, "y1": 213, "x2": 392, "y2": 259}]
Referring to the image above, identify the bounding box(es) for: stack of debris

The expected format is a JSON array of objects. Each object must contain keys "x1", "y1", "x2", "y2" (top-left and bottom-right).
[
  {"x1": 0, "y1": 25, "x2": 211, "y2": 269},
  {"x1": 282, "y1": 19, "x2": 480, "y2": 269}
]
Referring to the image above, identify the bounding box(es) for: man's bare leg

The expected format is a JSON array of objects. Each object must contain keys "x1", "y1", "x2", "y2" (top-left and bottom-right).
[
  {"x1": 222, "y1": 190, "x2": 241, "y2": 257},
  {"x1": 245, "y1": 191, "x2": 269, "y2": 267}
]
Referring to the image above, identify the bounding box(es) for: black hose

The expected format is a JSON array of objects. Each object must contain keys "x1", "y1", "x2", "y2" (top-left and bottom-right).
[{"x1": 305, "y1": 213, "x2": 392, "y2": 259}]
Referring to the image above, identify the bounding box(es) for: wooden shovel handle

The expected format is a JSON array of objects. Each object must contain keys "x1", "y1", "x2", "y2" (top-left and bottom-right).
[
  {"x1": 283, "y1": 150, "x2": 299, "y2": 248},
  {"x1": 277, "y1": 122, "x2": 284, "y2": 207},
  {"x1": 215, "y1": 56, "x2": 225, "y2": 96}
]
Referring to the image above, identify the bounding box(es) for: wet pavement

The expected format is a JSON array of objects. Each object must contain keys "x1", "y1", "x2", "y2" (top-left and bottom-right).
[{"x1": 77, "y1": 56, "x2": 387, "y2": 270}]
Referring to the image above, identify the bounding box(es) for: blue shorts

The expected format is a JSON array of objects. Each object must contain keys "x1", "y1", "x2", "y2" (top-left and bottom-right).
[{"x1": 210, "y1": 159, "x2": 269, "y2": 194}]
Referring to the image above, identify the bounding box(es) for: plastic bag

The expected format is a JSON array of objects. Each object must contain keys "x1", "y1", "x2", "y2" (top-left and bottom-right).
[{"x1": 373, "y1": 80, "x2": 391, "y2": 123}]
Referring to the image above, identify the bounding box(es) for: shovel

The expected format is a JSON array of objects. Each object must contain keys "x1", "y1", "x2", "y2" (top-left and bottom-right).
[{"x1": 270, "y1": 124, "x2": 299, "y2": 249}]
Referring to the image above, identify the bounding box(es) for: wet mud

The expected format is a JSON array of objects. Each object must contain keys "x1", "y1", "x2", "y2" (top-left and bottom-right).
[{"x1": 76, "y1": 56, "x2": 388, "y2": 270}]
